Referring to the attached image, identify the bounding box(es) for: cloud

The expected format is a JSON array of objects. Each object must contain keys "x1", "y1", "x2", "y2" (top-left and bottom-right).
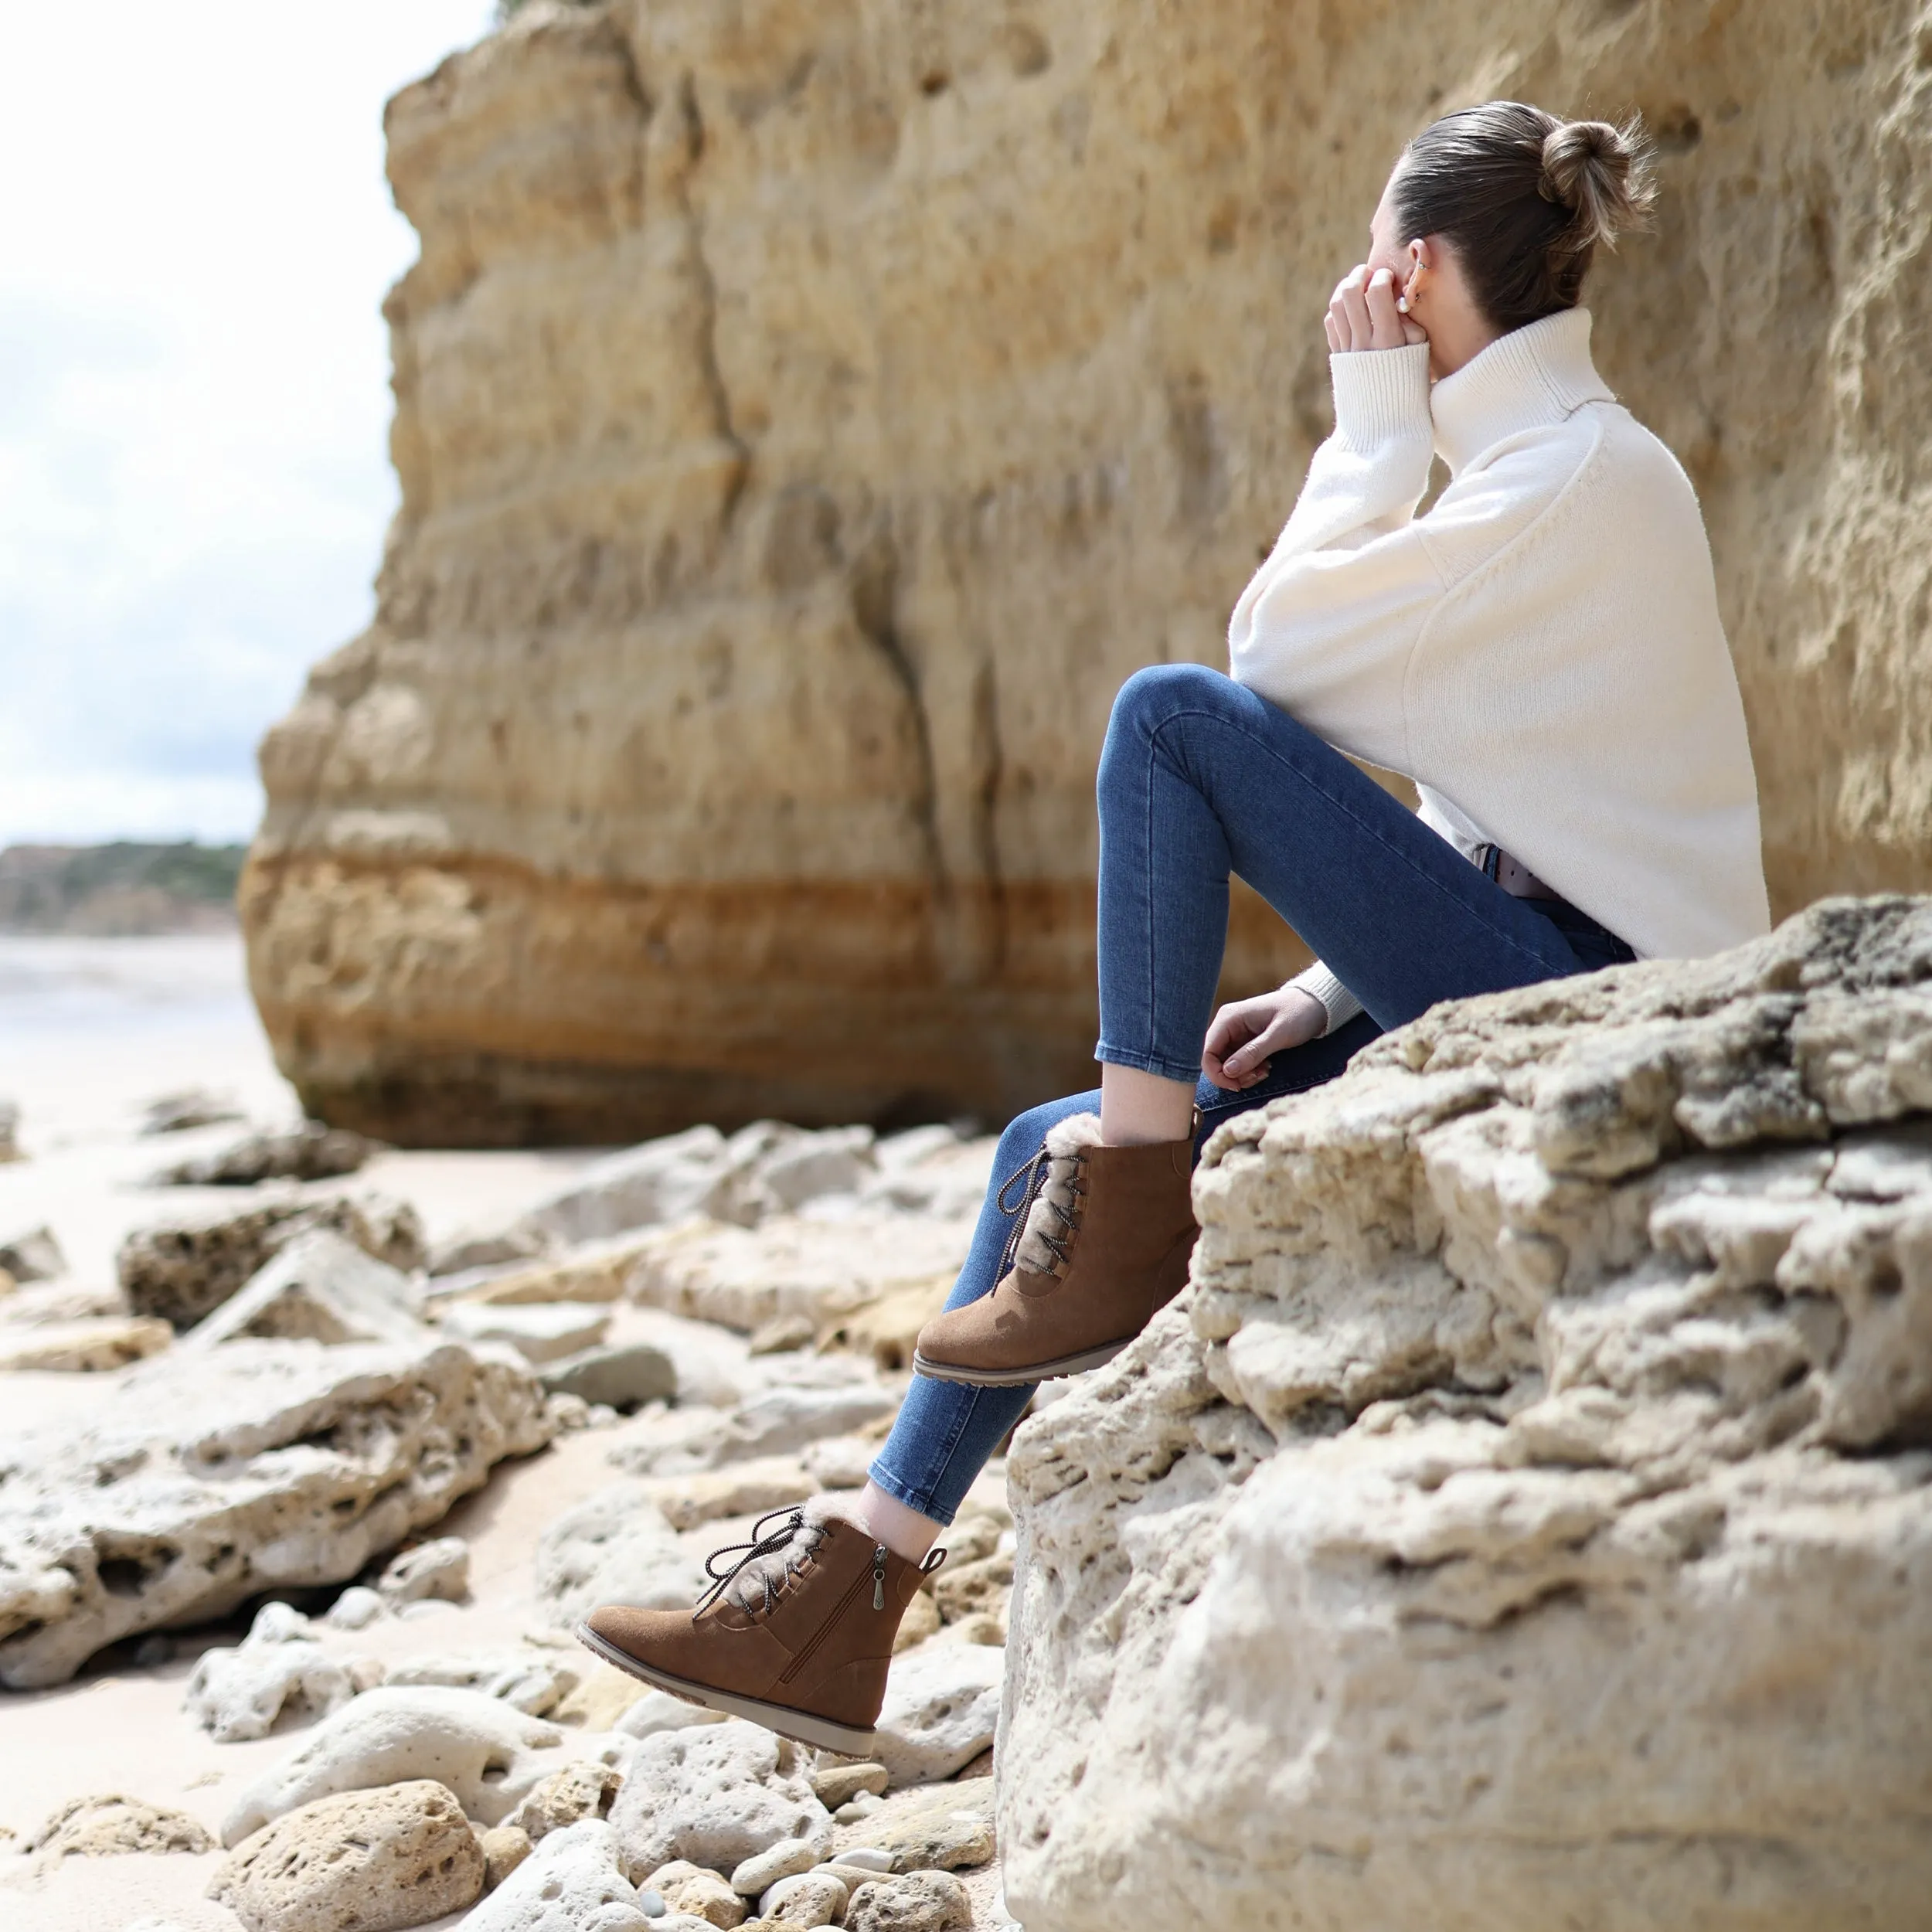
[{"x1": 0, "y1": 0, "x2": 498, "y2": 843}]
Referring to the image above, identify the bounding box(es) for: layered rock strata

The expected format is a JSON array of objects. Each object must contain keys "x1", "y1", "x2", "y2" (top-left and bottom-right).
[
  {"x1": 246, "y1": 0, "x2": 1932, "y2": 1141},
  {"x1": 1001, "y1": 896, "x2": 1932, "y2": 1930}
]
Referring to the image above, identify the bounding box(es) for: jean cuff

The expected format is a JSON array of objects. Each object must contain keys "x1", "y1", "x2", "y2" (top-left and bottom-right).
[
  {"x1": 864, "y1": 1455, "x2": 958, "y2": 1529},
  {"x1": 1094, "y1": 1041, "x2": 1204, "y2": 1087}
]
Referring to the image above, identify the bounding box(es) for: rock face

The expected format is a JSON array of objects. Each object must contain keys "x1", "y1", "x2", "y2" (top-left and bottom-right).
[
  {"x1": 243, "y1": 0, "x2": 1932, "y2": 1144},
  {"x1": 1000, "y1": 897, "x2": 1932, "y2": 1932},
  {"x1": 0, "y1": 1337, "x2": 550, "y2": 1688}
]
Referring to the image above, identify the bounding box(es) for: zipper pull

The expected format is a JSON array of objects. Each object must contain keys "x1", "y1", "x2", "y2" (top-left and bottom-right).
[{"x1": 872, "y1": 1544, "x2": 888, "y2": 1611}]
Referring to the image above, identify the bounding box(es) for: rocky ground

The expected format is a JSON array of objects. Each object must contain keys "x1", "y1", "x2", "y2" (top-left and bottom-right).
[{"x1": 0, "y1": 1000, "x2": 1016, "y2": 1932}]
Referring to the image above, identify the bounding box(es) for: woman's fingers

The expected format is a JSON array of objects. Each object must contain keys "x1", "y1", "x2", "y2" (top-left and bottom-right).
[
  {"x1": 1337, "y1": 266, "x2": 1372, "y2": 350},
  {"x1": 1323, "y1": 309, "x2": 1341, "y2": 352},
  {"x1": 1363, "y1": 268, "x2": 1404, "y2": 349}
]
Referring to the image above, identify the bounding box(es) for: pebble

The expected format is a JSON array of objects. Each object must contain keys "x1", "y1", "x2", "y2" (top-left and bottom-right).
[
  {"x1": 480, "y1": 1822, "x2": 534, "y2": 1891},
  {"x1": 835, "y1": 1791, "x2": 885, "y2": 1824},
  {"x1": 209, "y1": 1780, "x2": 484, "y2": 1932},
  {"x1": 758, "y1": 1870, "x2": 849, "y2": 1926},
  {"x1": 645, "y1": 1857, "x2": 748, "y2": 1927},
  {"x1": 842, "y1": 1869, "x2": 973, "y2": 1932},
  {"x1": 807, "y1": 1762, "x2": 889, "y2": 1808},
  {"x1": 730, "y1": 1832, "x2": 822, "y2": 1895}
]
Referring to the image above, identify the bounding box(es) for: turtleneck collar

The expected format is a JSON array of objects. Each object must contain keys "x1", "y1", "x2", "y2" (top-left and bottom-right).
[{"x1": 1429, "y1": 307, "x2": 1615, "y2": 476}]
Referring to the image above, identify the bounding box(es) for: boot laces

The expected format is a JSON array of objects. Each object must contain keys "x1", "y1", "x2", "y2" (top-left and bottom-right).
[
  {"x1": 693, "y1": 1506, "x2": 826, "y2": 1620},
  {"x1": 995, "y1": 1141, "x2": 1089, "y2": 1280}
]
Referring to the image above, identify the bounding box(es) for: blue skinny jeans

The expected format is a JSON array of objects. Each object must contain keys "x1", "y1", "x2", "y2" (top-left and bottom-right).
[{"x1": 866, "y1": 664, "x2": 1635, "y2": 1525}]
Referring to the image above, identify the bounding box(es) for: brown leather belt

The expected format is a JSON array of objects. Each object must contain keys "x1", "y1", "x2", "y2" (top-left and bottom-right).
[{"x1": 1483, "y1": 845, "x2": 1560, "y2": 902}]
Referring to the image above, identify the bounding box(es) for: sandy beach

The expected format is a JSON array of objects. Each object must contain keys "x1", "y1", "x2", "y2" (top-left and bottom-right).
[{"x1": 0, "y1": 936, "x2": 1011, "y2": 1931}]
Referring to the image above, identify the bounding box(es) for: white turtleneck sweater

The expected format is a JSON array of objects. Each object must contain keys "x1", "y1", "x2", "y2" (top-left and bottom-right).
[{"x1": 1228, "y1": 307, "x2": 1770, "y2": 1034}]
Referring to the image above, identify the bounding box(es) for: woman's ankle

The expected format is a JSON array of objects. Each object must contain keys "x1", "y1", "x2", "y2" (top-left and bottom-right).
[
  {"x1": 1099, "y1": 1063, "x2": 1196, "y2": 1145},
  {"x1": 849, "y1": 1481, "x2": 945, "y2": 1563}
]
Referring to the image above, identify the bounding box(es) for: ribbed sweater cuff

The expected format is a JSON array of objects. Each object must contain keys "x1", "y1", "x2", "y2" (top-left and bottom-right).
[
  {"x1": 1287, "y1": 962, "x2": 1366, "y2": 1038},
  {"x1": 1330, "y1": 343, "x2": 1431, "y2": 450}
]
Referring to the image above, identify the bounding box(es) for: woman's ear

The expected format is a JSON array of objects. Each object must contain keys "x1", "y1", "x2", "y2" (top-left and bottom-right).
[{"x1": 1399, "y1": 238, "x2": 1427, "y2": 311}]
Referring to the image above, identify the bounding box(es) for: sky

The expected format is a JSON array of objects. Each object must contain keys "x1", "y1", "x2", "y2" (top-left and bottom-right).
[{"x1": 0, "y1": 1, "x2": 500, "y2": 847}]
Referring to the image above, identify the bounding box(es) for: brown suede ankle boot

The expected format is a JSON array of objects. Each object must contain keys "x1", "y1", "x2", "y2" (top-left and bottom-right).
[
  {"x1": 575, "y1": 1502, "x2": 943, "y2": 1757},
  {"x1": 911, "y1": 1112, "x2": 1198, "y2": 1386}
]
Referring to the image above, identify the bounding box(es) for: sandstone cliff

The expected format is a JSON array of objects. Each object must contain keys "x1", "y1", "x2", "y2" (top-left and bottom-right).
[
  {"x1": 1002, "y1": 894, "x2": 1932, "y2": 1930},
  {"x1": 246, "y1": 0, "x2": 1932, "y2": 1142}
]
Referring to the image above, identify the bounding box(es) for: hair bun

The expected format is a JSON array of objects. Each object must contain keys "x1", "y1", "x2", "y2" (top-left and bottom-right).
[{"x1": 1540, "y1": 116, "x2": 1656, "y2": 254}]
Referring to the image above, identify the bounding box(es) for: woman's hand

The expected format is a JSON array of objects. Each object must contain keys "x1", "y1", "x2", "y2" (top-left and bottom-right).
[
  {"x1": 1202, "y1": 985, "x2": 1328, "y2": 1090},
  {"x1": 1324, "y1": 264, "x2": 1428, "y2": 352}
]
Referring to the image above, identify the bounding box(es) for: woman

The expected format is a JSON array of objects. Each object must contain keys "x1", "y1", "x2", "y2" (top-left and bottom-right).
[{"x1": 578, "y1": 102, "x2": 1769, "y2": 1753}]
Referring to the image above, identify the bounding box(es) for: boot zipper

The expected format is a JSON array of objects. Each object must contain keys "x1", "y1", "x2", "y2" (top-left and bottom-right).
[{"x1": 778, "y1": 1544, "x2": 889, "y2": 1686}]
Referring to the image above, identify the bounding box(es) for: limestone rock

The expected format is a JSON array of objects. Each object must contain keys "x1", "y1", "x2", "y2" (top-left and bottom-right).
[
  {"x1": 376, "y1": 1534, "x2": 471, "y2": 1604},
  {"x1": 514, "y1": 1128, "x2": 733, "y2": 1242},
  {"x1": 118, "y1": 1192, "x2": 425, "y2": 1328},
  {"x1": 1002, "y1": 899, "x2": 1932, "y2": 1932},
  {"x1": 151, "y1": 1121, "x2": 373, "y2": 1186},
  {"x1": 757, "y1": 1871, "x2": 849, "y2": 1926},
  {"x1": 427, "y1": 1223, "x2": 553, "y2": 1279},
  {"x1": 0, "y1": 1315, "x2": 172, "y2": 1371},
  {"x1": 930, "y1": 1551, "x2": 1011, "y2": 1625},
  {"x1": 0, "y1": 1223, "x2": 66, "y2": 1282},
  {"x1": 440, "y1": 1298, "x2": 612, "y2": 1362},
  {"x1": 505, "y1": 1760, "x2": 625, "y2": 1842},
  {"x1": 611, "y1": 1719, "x2": 832, "y2": 1882},
  {"x1": 607, "y1": 1385, "x2": 896, "y2": 1477},
  {"x1": 540, "y1": 1340, "x2": 679, "y2": 1412},
  {"x1": 185, "y1": 1600, "x2": 377, "y2": 1743},
  {"x1": 0, "y1": 1335, "x2": 550, "y2": 1688},
  {"x1": 183, "y1": 1229, "x2": 427, "y2": 1349},
  {"x1": 729, "y1": 1834, "x2": 821, "y2": 1896},
  {"x1": 798, "y1": 1434, "x2": 881, "y2": 1489},
  {"x1": 625, "y1": 1215, "x2": 972, "y2": 1338},
  {"x1": 534, "y1": 1481, "x2": 706, "y2": 1624},
  {"x1": 481, "y1": 1821, "x2": 534, "y2": 1890},
  {"x1": 219, "y1": 1684, "x2": 628, "y2": 1845},
  {"x1": 858, "y1": 1778, "x2": 996, "y2": 1873},
  {"x1": 23, "y1": 1793, "x2": 215, "y2": 1862},
  {"x1": 141, "y1": 1087, "x2": 247, "y2": 1134},
  {"x1": 892, "y1": 1590, "x2": 940, "y2": 1653},
  {"x1": 870, "y1": 1644, "x2": 1004, "y2": 1788},
  {"x1": 806, "y1": 1762, "x2": 889, "y2": 1809},
  {"x1": 641, "y1": 1458, "x2": 817, "y2": 1532},
  {"x1": 613, "y1": 1687, "x2": 730, "y2": 1740},
  {"x1": 423, "y1": 1236, "x2": 655, "y2": 1314},
  {"x1": 209, "y1": 1779, "x2": 485, "y2": 1932},
  {"x1": 646, "y1": 1857, "x2": 749, "y2": 1927},
  {"x1": 383, "y1": 1650, "x2": 579, "y2": 1716},
  {"x1": 463, "y1": 1818, "x2": 652, "y2": 1932},
  {"x1": 247, "y1": 2, "x2": 1932, "y2": 1144},
  {"x1": 842, "y1": 1870, "x2": 972, "y2": 1932}
]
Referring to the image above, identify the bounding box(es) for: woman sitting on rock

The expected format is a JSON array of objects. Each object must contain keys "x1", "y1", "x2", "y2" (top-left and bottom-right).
[{"x1": 579, "y1": 100, "x2": 1769, "y2": 1754}]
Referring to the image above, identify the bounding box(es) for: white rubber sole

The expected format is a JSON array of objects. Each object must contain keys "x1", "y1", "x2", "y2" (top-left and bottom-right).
[
  {"x1": 910, "y1": 1337, "x2": 1130, "y2": 1386},
  {"x1": 573, "y1": 1622, "x2": 878, "y2": 1757}
]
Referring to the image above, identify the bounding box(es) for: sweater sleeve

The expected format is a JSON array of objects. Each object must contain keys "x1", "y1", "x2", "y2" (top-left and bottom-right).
[
  {"x1": 1226, "y1": 345, "x2": 1444, "y2": 774},
  {"x1": 1286, "y1": 960, "x2": 1365, "y2": 1038}
]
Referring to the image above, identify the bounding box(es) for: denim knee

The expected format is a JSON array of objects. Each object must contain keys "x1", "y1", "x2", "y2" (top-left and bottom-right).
[{"x1": 1107, "y1": 662, "x2": 1231, "y2": 747}]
